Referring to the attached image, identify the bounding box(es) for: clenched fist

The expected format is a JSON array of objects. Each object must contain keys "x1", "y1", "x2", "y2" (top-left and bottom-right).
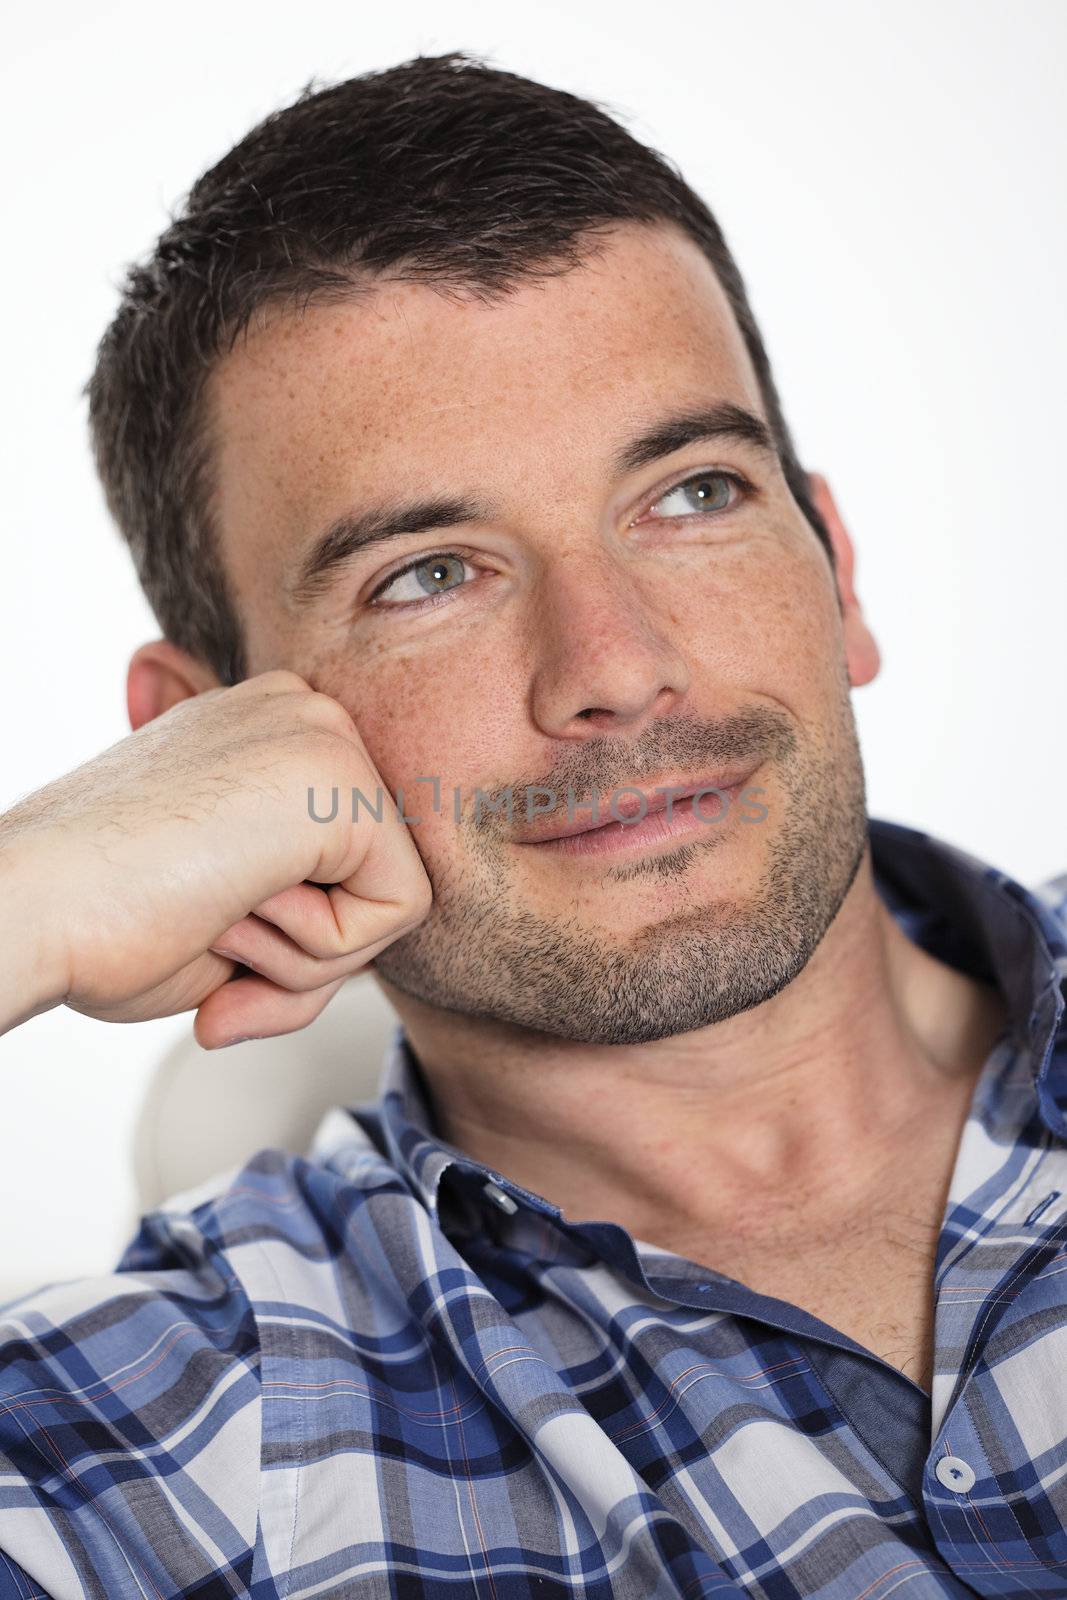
[{"x1": 0, "y1": 670, "x2": 432, "y2": 1047}]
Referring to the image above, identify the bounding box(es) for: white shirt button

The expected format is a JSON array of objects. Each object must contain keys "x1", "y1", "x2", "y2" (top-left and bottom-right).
[
  {"x1": 935, "y1": 1455, "x2": 976, "y2": 1492},
  {"x1": 482, "y1": 1180, "x2": 519, "y2": 1214}
]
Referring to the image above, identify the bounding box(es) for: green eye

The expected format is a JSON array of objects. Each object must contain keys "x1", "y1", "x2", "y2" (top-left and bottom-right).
[
  {"x1": 651, "y1": 470, "x2": 748, "y2": 519},
  {"x1": 372, "y1": 552, "x2": 471, "y2": 606},
  {"x1": 412, "y1": 555, "x2": 466, "y2": 594}
]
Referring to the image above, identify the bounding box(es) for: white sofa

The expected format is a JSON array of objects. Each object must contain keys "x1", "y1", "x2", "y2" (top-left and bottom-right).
[{"x1": 131, "y1": 973, "x2": 403, "y2": 1215}]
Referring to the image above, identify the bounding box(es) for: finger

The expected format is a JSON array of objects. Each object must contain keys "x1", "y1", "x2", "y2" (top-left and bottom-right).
[
  {"x1": 209, "y1": 909, "x2": 397, "y2": 989},
  {"x1": 67, "y1": 949, "x2": 238, "y2": 1025},
  {"x1": 241, "y1": 878, "x2": 429, "y2": 962},
  {"x1": 193, "y1": 971, "x2": 349, "y2": 1049}
]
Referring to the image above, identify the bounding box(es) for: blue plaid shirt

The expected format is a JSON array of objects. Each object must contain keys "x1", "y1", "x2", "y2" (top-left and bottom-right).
[{"x1": 2, "y1": 818, "x2": 1067, "y2": 1599}]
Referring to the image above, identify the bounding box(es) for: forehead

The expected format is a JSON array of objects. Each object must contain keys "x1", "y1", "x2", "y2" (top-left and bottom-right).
[{"x1": 208, "y1": 220, "x2": 765, "y2": 613}]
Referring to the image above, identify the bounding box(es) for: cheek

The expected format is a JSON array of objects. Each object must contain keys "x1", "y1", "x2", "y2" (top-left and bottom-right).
[
  {"x1": 318, "y1": 642, "x2": 526, "y2": 810},
  {"x1": 669, "y1": 545, "x2": 840, "y2": 697}
]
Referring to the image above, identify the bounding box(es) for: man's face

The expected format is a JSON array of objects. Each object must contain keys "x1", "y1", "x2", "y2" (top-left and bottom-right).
[{"x1": 210, "y1": 220, "x2": 872, "y2": 1044}]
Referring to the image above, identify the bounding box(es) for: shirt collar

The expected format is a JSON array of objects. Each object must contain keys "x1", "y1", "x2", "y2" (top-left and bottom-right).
[
  {"x1": 868, "y1": 818, "x2": 1067, "y2": 1135},
  {"x1": 312, "y1": 817, "x2": 1067, "y2": 1223}
]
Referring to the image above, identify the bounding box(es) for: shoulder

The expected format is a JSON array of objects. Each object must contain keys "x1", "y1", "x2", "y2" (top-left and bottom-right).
[
  {"x1": 1032, "y1": 869, "x2": 1067, "y2": 925},
  {"x1": 1030, "y1": 869, "x2": 1067, "y2": 983},
  {"x1": 0, "y1": 1164, "x2": 266, "y2": 1599}
]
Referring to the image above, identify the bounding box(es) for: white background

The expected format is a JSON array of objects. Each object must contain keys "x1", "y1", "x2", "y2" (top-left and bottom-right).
[{"x1": 1, "y1": 0, "x2": 1064, "y2": 1302}]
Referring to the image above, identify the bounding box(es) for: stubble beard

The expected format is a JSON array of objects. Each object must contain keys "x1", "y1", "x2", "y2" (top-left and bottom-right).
[{"x1": 372, "y1": 692, "x2": 869, "y2": 1046}]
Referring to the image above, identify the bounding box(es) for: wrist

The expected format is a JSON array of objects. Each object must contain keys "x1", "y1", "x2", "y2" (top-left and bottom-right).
[{"x1": 0, "y1": 830, "x2": 68, "y2": 1034}]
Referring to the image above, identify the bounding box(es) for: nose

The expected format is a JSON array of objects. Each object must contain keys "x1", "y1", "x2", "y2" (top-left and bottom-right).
[{"x1": 528, "y1": 553, "x2": 692, "y2": 739}]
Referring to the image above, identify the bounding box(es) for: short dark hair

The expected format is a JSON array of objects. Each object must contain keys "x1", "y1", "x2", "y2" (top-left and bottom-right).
[{"x1": 86, "y1": 49, "x2": 834, "y2": 686}]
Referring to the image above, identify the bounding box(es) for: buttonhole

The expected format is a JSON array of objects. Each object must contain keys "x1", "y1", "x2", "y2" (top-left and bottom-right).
[{"x1": 1024, "y1": 1190, "x2": 1061, "y2": 1226}]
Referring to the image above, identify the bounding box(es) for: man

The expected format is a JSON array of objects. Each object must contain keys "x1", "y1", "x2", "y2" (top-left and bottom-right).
[{"x1": 1, "y1": 47, "x2": 1065, "y2": 1600}]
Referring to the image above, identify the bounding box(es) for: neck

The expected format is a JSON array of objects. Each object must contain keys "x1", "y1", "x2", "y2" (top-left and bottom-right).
[{"x1": 375, "y1": 848, "x2": 1009, "y2": 1239}]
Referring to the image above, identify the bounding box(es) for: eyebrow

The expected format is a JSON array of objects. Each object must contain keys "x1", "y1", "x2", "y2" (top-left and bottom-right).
[{"x1": 287, "y1": 400, "x2": 777, "y2": 607}]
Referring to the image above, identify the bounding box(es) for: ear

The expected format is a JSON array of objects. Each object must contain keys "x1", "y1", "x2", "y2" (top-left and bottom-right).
[
  {"x1": 807, "y1": 472, "x2": 881, "y2": 689},
  {"x1": 126, "y1": 639, "x2": 223, "y2": 733}
]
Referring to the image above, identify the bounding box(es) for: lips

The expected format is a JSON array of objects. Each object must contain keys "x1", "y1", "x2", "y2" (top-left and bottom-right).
[{"x1": 514, "y1": 764, "x2": 762, "y2": 845}]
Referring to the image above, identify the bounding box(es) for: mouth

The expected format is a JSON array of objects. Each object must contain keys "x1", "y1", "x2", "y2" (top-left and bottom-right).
[{"x1": 513, "y1": 763, "x2": 763, "y2": 859}]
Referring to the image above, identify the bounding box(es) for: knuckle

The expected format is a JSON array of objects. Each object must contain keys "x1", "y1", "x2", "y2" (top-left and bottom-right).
[
  {"x1": 255, "y1": 668, "x2": 310, "y2": 695},
  {"x1": 400, "y1": 884, "x2": 433, "y2": 928},
  {"x1": 411, "y1": 880, "x2": 434, "y2": 918},
  {"x1": 305, "y1": 692, "x2": 359, "y2": 739}
]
